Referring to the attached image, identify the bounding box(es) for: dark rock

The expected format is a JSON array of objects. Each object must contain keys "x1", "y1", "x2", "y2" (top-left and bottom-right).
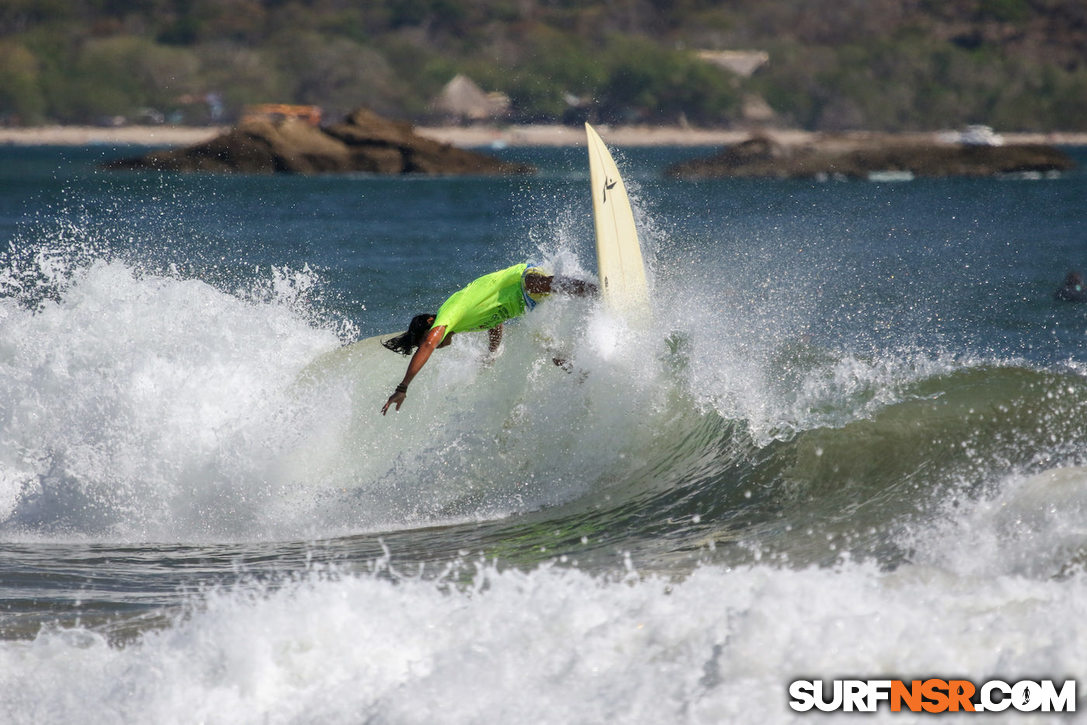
[
  {"x1": 102, "y1": 108, "x2": 534, "y2": 176},
  {"x1": 666, "y1": 134, "x2": 1076, "y2": 179}
]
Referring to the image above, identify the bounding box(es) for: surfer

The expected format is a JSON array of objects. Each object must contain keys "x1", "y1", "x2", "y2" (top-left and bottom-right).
[
  {"x1": 1054, "y1": 271, "x2": 1087, "y2": 303},
  {"x1": 381, "y1": 263, "x2": 596, "y2": 414}
]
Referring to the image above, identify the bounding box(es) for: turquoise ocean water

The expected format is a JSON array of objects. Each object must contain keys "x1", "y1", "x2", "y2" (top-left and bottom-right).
[{"x1": 1, "y1": 142, "x2": 1085, "y2": 722}]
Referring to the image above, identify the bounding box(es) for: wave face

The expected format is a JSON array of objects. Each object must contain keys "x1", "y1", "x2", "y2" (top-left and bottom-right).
[
  {"x1": 1, "y1": 145, "x2": 1085, "y2": 723},
  {"x1": 6, "y1": 245, "x2": 1084, "y2": 566}
]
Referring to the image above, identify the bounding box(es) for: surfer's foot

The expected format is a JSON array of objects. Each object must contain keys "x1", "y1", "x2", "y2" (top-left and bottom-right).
[{"x1": 553, "y1": 357, "x2": 574, "y2": 373}]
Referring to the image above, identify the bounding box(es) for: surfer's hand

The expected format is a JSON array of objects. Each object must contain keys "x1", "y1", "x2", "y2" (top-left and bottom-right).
[{"x1": 382, "y1": 390, "x2": 406, "y2": 415}]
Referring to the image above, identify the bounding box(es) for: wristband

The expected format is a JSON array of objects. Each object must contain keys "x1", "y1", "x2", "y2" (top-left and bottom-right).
[{"x1": 395, "y1": 383, "x2": 408, "y2": 394}]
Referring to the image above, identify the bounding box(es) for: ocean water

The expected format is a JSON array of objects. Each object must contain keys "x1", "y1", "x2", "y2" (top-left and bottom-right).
[{"x1": 0, "y1": 141, "x2": 1085, "y2": 723}]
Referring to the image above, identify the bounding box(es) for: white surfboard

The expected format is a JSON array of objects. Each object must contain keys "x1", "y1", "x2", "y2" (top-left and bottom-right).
[
  {"x1": 585, "y1": 123, "x2": 650, "y2": 319},
  {"x1": 295, "y1": 332, "x2": 397, "y2": 386}
]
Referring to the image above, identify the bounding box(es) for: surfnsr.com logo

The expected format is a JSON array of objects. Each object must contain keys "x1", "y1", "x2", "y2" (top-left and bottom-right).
[{"x1": 789, "y1": 679, "x2": 1077, "y2": 714}]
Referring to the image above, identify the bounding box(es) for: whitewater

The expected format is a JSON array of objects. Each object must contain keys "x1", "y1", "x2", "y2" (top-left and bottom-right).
[{"x1": 0, "y1": 145, "x2": 1084, "y2": 723}]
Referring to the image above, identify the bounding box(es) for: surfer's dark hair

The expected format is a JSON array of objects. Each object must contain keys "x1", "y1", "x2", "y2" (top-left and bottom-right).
[{"x1": 382, "y1": 313, "x2": 435, "y2": 355}]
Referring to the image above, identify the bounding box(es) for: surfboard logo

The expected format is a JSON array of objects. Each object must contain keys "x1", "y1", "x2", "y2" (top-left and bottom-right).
[{"x1": 602, "y1": 177, "x2": 617, "y2": 203}]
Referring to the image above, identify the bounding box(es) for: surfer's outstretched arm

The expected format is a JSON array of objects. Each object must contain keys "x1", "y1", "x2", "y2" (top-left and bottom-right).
[
  {"x1": 555, "y1": 275, "x2": 598, "y2": 297},
  {"x1": 524, "y1": 275, "x2": 597, "y2": 298},
  {"x1": 382, "y1": 324, "x2": 447, "y2": 414}
]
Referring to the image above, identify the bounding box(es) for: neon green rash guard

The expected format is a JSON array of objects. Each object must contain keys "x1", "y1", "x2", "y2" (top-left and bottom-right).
[{"x1": 432, "y1": 263, "x2": 545, "y2": 342}]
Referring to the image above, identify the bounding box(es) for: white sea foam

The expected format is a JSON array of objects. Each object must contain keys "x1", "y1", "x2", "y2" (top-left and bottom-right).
[
  {"x1": 915, "y1": 465, "x2": 1087, "y2": 580},
  {"x1": 0, "y1": 556, "x2": 1081, "y2": 725},
  {"x1": 0, "y1": 252, "x2": 678, "y2": 541},
  {"x1": 0, "y1": 258, "x2": 342, "y2": 540}
]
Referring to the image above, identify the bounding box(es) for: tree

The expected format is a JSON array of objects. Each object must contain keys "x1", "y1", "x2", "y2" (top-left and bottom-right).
[{"x1": 0, "y1": 40, "x2": 46, "y2": 122}]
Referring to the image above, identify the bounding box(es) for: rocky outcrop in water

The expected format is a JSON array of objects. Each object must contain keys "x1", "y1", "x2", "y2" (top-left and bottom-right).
[
  {"x1": 102, "y1": 108, "x2": 533, "y2": 175},
  {"x1": 665, "y1": 134, "x2": 1075, "y2": 179}
]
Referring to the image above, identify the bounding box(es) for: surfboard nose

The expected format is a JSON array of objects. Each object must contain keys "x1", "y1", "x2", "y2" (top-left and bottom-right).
[{"x1": 585, "y1": 123, "x2": 651, "y2": 320}]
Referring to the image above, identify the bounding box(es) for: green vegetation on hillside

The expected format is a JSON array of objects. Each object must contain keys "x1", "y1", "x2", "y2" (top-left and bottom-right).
[{"x1": 0, "y1": 0, "x2": 1084, "y2": 131}]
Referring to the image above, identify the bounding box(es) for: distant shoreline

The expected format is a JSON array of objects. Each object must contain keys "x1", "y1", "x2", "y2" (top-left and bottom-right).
[{"x1": 2, "y1": 124, "x2": 1086, "y2": 149}]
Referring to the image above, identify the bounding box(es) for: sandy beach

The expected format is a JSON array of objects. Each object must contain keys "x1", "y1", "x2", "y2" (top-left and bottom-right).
[
  {"x1": 2, "y1": 123, "x2": 1085, "y2": 148},
  {"x1": 0, "y1": 123, "x2": 792, "y2": 148},
  {"x1": 0, "y1": 125, "x2": 230, "y2": 147},
  {"x1": 416, "y1": 124, "x2": 788, "y2": 147}
]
